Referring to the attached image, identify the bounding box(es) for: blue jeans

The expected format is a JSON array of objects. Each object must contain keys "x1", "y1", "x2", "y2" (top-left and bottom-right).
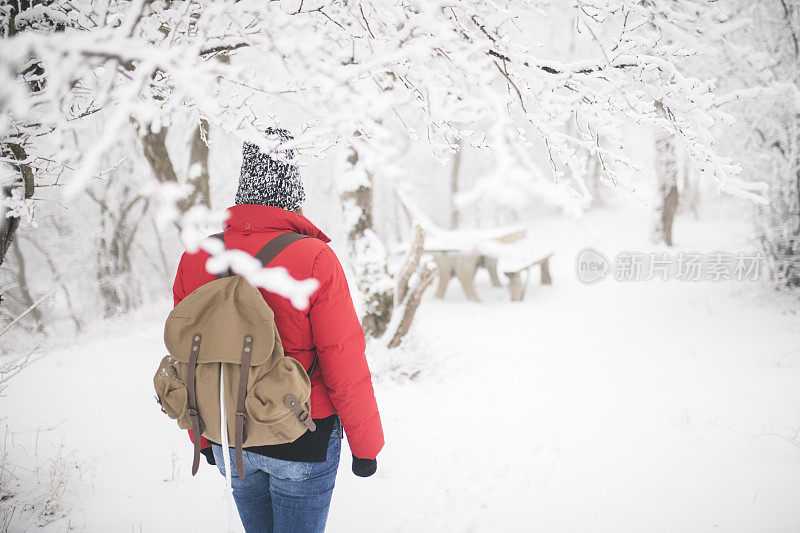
[{"x1": 211, "y1": 417, "x2": 342, "y2": 533}]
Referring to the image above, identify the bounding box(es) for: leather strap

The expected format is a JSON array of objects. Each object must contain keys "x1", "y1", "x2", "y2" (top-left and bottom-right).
[
  {"x1": 187, "y1": 334, "x2": 204, "y2": 476},
  {"x1": 284, "y1": 394, "x2": 317, "y2": 432},
  {"x1": 234, "y1": 335, "x2": 253, "y2": 480},
  {"x1": 254, "y1": 232, "x2": 309, "y2": 267},
  {"x1": 255, "y1": 233, "x2": 318, "y2": 378},
  {"x1": 211, "y1": 231, "x2": 309, "y2": 279}
]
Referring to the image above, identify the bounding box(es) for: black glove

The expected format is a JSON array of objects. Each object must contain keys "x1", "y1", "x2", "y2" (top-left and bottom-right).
[{"x1": 351, "y1": 455, "x2": 377, "y2": 477}]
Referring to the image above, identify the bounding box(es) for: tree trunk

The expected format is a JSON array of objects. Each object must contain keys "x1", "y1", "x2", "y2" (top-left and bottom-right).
[
  {"x1": 450, "y1": 140, "x2": 462, "y2": 230},
  {"x1": 679, "y1": 156, "x2": 700, "y2": 218},
  {"x1": 0, "y1": 143, "x2": 35, "y2": 268},
  {"x1": 654, "y1": 102, "x2": 679, "y2": 246},
  {"x1": 395, "y1": 225, "x2": 425, "y2": 304},
  {"x1": 89, "y1": 171, "x2": 148, "y2": 317},
  {"x1": 186, "y1": 119, "x2": 211, "y2": 208},
  {"x1": 388, "y1": 263, "x2": 437, "y2": 349},
  {"x1": 138, "y1": 125, "x2": 179, "y2": 185},
  {"x1": 388, "y1": 229, "x2": 436, "y2": 349},
  {"x1": 339, "y1": 147, "x2": 394, "y2": 338},
  {"x1": 659, "y1": 183, "x2": 679, "y2": 246},
  {"x1": 137, "y1": 120, "x2": 210, "y2": 213}
]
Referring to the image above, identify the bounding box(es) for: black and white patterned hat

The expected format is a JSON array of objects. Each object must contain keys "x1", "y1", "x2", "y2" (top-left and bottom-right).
[{"x1": 235, "y1": 128, "x2": 305, "y2": 211}]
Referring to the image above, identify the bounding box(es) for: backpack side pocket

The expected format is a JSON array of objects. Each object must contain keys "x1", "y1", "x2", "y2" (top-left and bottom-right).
[
  {"x1": 245, "y1": 358, "x2": 311, "y2": 424},
  {"x1": 154, "y1": 355, "x2": 190, "y2": 428},
  {"x1": 241, "y1": 357, "x2": 312, "y2": 445}
]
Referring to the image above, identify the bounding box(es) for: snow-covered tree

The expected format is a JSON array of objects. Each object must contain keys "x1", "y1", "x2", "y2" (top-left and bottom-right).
[
  {"x1": 700, "y1": 0, "x2": 800, "y2": 289},
  {"x1": 745, "y1": 1, "x2": 800, "y2": 289},
  {"x1": 0, "y1": 0, "x2": 773, "y2": 341}
]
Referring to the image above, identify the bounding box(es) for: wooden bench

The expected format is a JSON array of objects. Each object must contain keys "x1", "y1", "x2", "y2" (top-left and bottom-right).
[
  {"x1": 503, "y1": 251, "x2": 554, "y2": 301},
  {"x1": 431, "y1": 251, "x2": 495, "y2": 302},
  {"x1": 426, "y1": 227, "x2": 527, "y2": 302}
]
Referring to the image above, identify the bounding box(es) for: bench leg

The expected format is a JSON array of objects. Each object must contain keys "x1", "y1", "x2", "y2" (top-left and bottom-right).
[
  {"x1": 507, "y1": 273, "x2": 525, "y2": 301},
  {"x1": 454, "y1": 255, "x2": 481, "y2": 302},
  {"x1": 483, "y1": 256, "x2": 503, "y2": 287},
  {"x1": 433, "y1": 255, "x2": 454, "y2": 299},
  {"x1": 540, "y1": 257, "x2": 552, "y2": 285}
]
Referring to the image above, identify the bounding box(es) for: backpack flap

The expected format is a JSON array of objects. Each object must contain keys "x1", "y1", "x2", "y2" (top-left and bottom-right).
[{"x1": 164, "y1": 276, "x2": 279, "y2": 368}]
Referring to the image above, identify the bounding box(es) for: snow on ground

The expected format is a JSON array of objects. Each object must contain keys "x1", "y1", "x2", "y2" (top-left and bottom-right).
[{"x1": 2, "y1": 204, "x2": 800, "y2": 532}]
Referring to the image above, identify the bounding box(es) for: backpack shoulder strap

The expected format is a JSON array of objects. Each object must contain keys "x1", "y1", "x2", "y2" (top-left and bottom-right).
[
  {"x1": 253, "y1": 232, "x2": 319, "y2": 378},
  {"x1": 210, "y1": 231, "x2": 311, "y2": 279},
  {"x1": 254, "y1": 232, "x2": 310, "y2": 267}
]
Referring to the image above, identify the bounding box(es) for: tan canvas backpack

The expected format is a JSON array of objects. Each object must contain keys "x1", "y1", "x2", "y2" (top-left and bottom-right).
[{"x1": 154, "y1": 232, "x2": 317, "y2": 479}]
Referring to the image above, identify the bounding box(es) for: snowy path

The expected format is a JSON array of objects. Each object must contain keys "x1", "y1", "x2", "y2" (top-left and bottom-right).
[
  {"x1": 347, "y1": 278, "x2": 800, "y2": 532},
  {"x1": 3, "y1": 212, "x2": 800, "y2": 532}
]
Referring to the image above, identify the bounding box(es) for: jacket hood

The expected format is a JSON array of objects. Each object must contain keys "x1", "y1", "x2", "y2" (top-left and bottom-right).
[{"x1": 224, "y1": 204, "x2": 331, "y2": 243}]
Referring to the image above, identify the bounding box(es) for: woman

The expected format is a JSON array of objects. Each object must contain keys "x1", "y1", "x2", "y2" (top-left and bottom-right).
[{"x1": 171, "y1": 129, "x2": 384, "y2": 533}]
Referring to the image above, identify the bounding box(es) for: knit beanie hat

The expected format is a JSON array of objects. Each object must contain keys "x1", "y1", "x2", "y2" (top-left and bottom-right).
[{"x1": 235, "y1": 127, "x2": 305, "y2": 211}]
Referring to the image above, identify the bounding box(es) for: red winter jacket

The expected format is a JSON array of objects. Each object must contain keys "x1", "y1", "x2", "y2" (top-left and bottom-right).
[{"x1": 171, "y1": 204, "x2": 384, "y2": 460}]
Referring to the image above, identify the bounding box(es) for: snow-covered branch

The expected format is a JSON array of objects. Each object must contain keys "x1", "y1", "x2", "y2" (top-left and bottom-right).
[{"x1": 0, "y1": 0, "x2": 768, "y2": 293}]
